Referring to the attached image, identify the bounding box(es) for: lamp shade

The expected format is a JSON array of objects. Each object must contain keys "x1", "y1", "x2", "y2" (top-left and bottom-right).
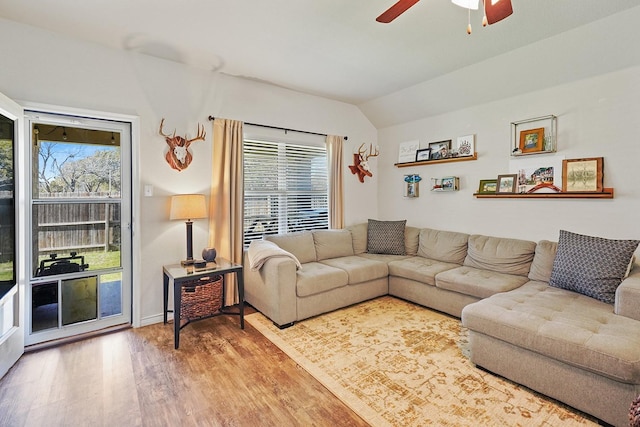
[
  {"x1": 170, "y1": 194, "x2": 207, "y2": 220},
  {"x1": 452, "y1": 0, "x2": 479, "y2": 9}
]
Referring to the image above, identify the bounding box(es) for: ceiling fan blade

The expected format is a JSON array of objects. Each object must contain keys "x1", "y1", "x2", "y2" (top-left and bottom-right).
[
  {"x1": 485, "y1": 0, "x2": 513, "y2": 25},
  {"x1": 376, "y1": 0, "x2": 420, "y2": 23}
]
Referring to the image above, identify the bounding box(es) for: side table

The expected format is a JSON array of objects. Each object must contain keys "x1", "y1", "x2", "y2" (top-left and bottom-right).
[{"x1": 163, "y1": 258, "x2": 244, "y2": 349}]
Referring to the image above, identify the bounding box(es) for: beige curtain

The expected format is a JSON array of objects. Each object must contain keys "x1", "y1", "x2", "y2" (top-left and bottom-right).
[
  {"x1": 326, "y1": 135, "x2": 344, "y2": 229},
  {"x1": 209, "y1": 118, "x2": 244, "y2": 306}
]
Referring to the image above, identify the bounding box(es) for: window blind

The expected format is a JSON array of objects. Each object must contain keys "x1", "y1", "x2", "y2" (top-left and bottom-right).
[{"x1": 243, "y1": 139, "x2": 328, "y2": 246}]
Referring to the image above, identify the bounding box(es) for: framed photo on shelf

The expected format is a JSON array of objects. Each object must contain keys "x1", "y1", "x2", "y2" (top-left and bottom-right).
[
  {"x1": 428, "y1": 140, "x2": 452, "y2": 160},
  {"x1": 562, "y1": 157, "x2": 604, "y2": 192},
  {"x1": 415, "y1": 148, "x2": 431, "y2": 162},
  {"x1": 398, "y1": 140, "x2": 420, "y2": 163},
  {"x1": 441, "y1": 176, "x2": 459, "y2": 191},
  {"x1": 477, "y1": 179, "x2": 497, "y2": 194},
  {"x1": 456, "y1": 134, "x2": 475, "y2": 157},
  {"x1": 519, "y1": 127, "x2": 545, "y2": 153},
  {"x1": 497, "y1": 174, "x2": 518, "y2": 193}
]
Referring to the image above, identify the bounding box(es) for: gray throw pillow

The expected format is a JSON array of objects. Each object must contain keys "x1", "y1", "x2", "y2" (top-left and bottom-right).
[
  {"x1": 549, "y1": 230, "x2": 639, "y2": 304},
  {"x1": 367, "y1": 219, "x2": 406, "y2": 255}
]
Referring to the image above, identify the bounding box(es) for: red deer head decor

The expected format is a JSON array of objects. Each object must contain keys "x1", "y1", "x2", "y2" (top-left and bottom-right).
[
  {"x1": 159, "y1": 118, "x2": 206, "y2": 171},
  {"x1": 349, "y1": 143, "x2": 379, "y2": 183}
]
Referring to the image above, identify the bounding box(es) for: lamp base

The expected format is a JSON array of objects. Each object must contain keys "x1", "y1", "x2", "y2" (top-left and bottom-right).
[{"x1": 180, "y1": 259, "x2": 195, "y2": 267}]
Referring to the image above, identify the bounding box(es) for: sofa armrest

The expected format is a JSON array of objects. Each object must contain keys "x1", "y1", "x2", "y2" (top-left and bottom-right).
[
  {"x1": 615, "y1": 265, "x2": 640, "y2": 321},
  {"x1": 244, "y1": 251, "x2": 298, "y2": 327}
]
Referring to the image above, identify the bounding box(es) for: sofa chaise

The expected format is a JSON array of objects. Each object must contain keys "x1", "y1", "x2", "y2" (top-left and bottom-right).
[{"x1": 244, "y1": 220, "x2": 640, "y2": 426}]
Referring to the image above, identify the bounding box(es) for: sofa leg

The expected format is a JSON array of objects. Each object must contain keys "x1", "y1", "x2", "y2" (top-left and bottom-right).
[{"x1": 273, "y1": 321, "x2": 294, "y2": 329}]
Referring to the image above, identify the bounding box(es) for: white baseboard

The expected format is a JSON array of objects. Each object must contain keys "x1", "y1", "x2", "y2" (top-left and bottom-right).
[{"x1": 139, "y1": 313, "x2": 171, "y2": 327}]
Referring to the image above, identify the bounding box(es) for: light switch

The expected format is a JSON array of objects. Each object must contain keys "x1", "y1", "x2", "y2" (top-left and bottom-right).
[{"x1": 144, "y1": 184, "x2": 153, "y2": 197}]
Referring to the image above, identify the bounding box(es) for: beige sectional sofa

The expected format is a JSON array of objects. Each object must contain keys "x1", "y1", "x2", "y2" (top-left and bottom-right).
[{"x1": 244, "y1": 221, "x2": 640, "y2": 426}]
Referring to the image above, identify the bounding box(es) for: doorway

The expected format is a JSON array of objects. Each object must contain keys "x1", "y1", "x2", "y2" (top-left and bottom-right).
[
  {"x1": 24, "y1": 111, "x2": 132, "y2": 346},
  {"x1": 0, "y1": 92, "x2": 23, "y2": 378}
]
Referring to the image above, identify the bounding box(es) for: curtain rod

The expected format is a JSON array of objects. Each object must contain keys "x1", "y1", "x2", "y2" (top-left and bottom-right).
[{"x1": 207, "y1": 116, "x2": 347, "y2": 140}]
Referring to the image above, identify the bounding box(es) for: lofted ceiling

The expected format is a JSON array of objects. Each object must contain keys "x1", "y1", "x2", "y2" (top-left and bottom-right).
[{"x1": 0, "y1": 1, "x2": 638, "y2": 111}]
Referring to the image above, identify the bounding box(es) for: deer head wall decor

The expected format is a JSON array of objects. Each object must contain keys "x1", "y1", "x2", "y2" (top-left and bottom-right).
[
  {"x1": 348, "y1": 143, "x2": 379, "y2": 183},
  {"x1": 159, "y1": 118, "x2": 206, "y2": 171}
]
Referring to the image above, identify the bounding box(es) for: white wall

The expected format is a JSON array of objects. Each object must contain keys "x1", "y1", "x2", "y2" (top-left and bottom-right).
[
  {"x1": 0, "y1": 18, "x2": 378, "y2": 325},
  {"x1": 377, "y1": 65, "x2": 640, "y2": 244}
]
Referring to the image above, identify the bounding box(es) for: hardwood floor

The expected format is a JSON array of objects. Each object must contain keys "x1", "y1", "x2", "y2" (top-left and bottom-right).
[{"x1": 0, "y1": 308, "x2": 368, "y2": 427}]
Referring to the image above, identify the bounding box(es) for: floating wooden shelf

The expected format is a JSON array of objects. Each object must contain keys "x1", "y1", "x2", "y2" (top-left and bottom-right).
[
  {"x1": 395, "y1": 153, "x2": 477, "y2": 168},
  {"x1": 473, "y1": 188, "x2": 614, "y2": 199}
]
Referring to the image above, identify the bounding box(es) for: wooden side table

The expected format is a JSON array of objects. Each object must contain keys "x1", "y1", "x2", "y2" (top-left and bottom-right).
[{"x1": 163, "y1": 258, "x2": 244, "y2": 349}]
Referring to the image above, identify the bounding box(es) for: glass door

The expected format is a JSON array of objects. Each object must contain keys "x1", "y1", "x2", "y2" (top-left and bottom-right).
[
  {"x1": 0, "y1": 92, "x2": 23, "y2": 379},
  {"x1": 25, "y1": 112, "x2": 132, "y2": 345}
]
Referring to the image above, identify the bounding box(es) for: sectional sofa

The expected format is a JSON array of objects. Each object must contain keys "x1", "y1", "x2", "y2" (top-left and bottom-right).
[{"x1": 244, "y1": 220, "x2": 640, "y2": 427}]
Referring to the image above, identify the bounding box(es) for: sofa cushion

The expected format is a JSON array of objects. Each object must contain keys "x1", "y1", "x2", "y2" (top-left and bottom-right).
[
  {"x1": 320, "y1": 256, "x2": 388, "y2": 285},
  {"x1": 367, "y1": 219, "x2": 406, "y2": 255},
  {"x1": 296, "y1": 262, "x2": 349, "y2": 297},
  {"x1": 549, "y1": 230, "x2": 640, "y2": 304},
  {"x1": 417, "y1": 228, "x2": 469, "y2": 264},
  {"x1": 405, "y1": 226, "x2": 420, "y2": 256},
  {"x1": 463, "y1": 234, "x2": 536, "y2": 276},
  {"x1": 388, "y1": 256, "x2": 460, "y2": 286},
  {"x1": 528, "y1": 240, "x2": 557, "y2": 282},
  {"x1": 266, "y1": 231, "x2": 316, "y2": 264},
  {"x1": 462, "y1": 281, "x2": 640, "y2": 384},
  {"x1": 313, "y1": 229, "x2": 354, "y2": 261},
  {"x1": 347, "y1": 223, "x2": 368, "y2": 254},
  {"x1": 436, "y1": 266, "x2": 529, "y2": 299},
  {"x1": 357, "y1": 253, "x2": 411, "y2": 263}
]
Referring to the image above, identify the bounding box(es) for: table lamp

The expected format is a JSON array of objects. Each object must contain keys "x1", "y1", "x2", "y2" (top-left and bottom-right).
[{"x1": 170, "y1": 194, "x2": 207, "y2": 266}]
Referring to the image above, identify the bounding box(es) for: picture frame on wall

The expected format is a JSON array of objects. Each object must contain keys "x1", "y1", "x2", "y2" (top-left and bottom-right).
[
  {"x1": 428, "y1": 140, "x2": 452, "y2": 160},
  {"x1": 456, "y1": 134, "x2": 475, "y2": 157},
  {"x1": 497, "y1": 174, "x2": 518, "y2": 193},
  {"x1": 477, "y1": 179, "x2": 497, "y2": 194},
  {"x1": 415, "y1": 148, "x2": 431, "y2": 162},
  {"x1": 519, "y1": 127, "x2": 545, "y2": 153},
  {"x1": 562, "y1": 157, "x2": 604, "y2": 192}
]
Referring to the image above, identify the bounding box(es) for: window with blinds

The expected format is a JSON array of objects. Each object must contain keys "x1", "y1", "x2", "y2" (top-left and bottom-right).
[{"x1": 243, "y1": 139, "x2": 328, "y2": 246}]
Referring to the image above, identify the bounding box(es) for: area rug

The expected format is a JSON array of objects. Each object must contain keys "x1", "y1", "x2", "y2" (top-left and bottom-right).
[{"x1": 246, "y1": 296, "x2": 597, "y2": 426}]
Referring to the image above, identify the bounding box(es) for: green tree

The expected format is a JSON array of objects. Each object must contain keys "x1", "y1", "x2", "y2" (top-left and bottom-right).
[{"x1": 0, "y1": 140, "x2": 13, "y2": 190}]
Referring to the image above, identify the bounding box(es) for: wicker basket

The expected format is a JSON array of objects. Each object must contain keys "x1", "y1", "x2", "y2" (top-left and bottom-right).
[{"x1": 180, "y1": 275, "x2": 223, "y2": 320}]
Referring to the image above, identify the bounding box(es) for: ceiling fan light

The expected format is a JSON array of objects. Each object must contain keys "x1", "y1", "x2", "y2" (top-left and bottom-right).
[{"x1": 452, "y1": 0, "x2": 479, "y2": 10}]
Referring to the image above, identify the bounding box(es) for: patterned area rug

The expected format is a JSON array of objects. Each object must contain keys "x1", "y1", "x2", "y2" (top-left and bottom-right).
[{"x1": 246, "y1": 296, "x2": 597, "y2": 427}]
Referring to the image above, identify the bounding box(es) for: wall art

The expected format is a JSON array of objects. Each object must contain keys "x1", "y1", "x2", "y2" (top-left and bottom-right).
[
  {"x1": 398, "y1": 140, "x2": 419, "y2": 163},
  {"x1": 562, "y1": 157, "x2": 604, "y2": 192},
  {"x1": 456, "y1": 134, "x2": 475, "y2": 157}
]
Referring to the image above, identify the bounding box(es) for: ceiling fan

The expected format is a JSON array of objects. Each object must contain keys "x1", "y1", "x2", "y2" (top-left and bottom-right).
[{"x1": 376, "y1": 0, "x2": 513, "y2": 25}]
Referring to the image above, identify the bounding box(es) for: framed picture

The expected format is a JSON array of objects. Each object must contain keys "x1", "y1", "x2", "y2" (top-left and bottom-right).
[
  {"x1": 519, "y1": 127, "x2": 545, "y2": 153},
  {"x1": 415, "y1": 148, "x2": 431, "y2": 162},
  {"x1": 456, "y1": 134, "x2": 475, "y2": 157},
  {"x1": 497, "y1": 174, "x2": 518, "y2": 193},
  {"x1": 562, "y1": 157, "x2": 604, "y2": 192},
  {"x1": 509, "y1": 154, "x2": 564, "y2": 193},
  {"x1": 477, "y1": 179, "x2": 497, "y2": 194},
  {"x1": 428, "y1": 140, "x2": 452, "y2": 160},
  {"x1": 398, "y1": 140, "x2": 419, "y2": 163}
]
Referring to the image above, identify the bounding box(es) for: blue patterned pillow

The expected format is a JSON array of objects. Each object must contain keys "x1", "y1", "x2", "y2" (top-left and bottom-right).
[
  {"x1": 367, "y1": 219, "x2": 406, "y2": 255},
  {"x1": 549, "y1": 230, "x2": 639, "y2": 304}
]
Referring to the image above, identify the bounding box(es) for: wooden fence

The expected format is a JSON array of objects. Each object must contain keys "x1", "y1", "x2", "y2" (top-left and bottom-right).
[{"x1": 35, "y1": 202, "x2": 121, "y2": 257}]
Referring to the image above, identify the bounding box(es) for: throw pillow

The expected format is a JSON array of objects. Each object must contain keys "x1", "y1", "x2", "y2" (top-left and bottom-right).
[
  {"x1": 367, "y1": 219, "x2": 406, "y2": 255},
  {"x1": 549, "y1": 230, "x2": 640, "y2": 304}
]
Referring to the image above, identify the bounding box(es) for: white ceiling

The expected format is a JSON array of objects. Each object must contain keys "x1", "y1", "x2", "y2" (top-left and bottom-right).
[{"x1": 0, "y1": 1, "x2": 638, "y2": 107}]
